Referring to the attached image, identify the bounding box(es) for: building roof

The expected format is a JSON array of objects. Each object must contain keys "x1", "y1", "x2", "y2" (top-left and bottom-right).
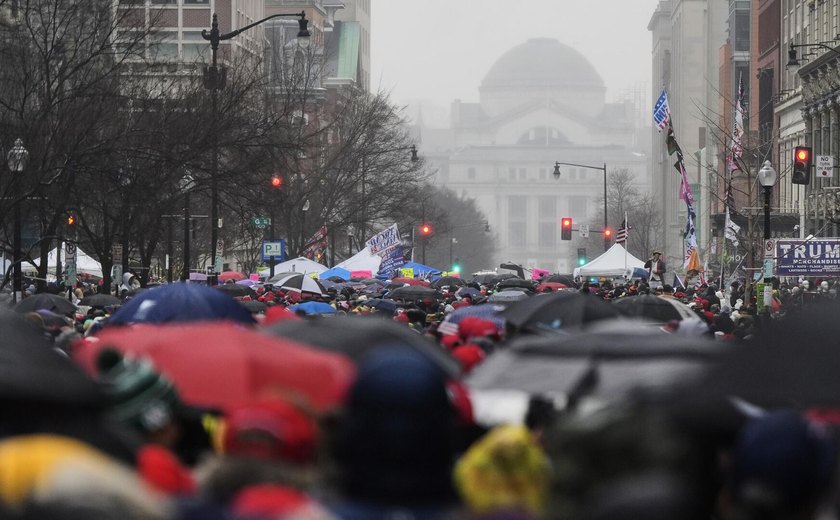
[{"x1": 480, "y1": 38, "x2": 604, "y2": 90}]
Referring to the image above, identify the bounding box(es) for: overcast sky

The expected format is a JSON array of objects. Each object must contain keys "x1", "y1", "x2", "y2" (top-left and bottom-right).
[{"x1": 370, "y1": 0, "x2": 662, "y2": 120}]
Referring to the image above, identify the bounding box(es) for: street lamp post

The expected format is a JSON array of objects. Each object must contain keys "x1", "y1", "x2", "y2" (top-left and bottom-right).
[
  {"x1": 7, "y1": 139, "x2": 29, "y2": 303},
  {"x1": 180, "y1": 174, "x2": 195, "y2": 282},
  {"x1": 758, "y1": 160, "x2": 777, "y2": 240},
  {"x1": 202, "y1": 10, "x2": 310, "y2": 284},
  {"x1": 553, "y1": 161, "x2": 609, "y2": 251}
]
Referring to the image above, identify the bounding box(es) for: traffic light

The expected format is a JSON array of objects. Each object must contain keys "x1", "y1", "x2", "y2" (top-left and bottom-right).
[
  {"x1": 561, "y1": 217, "x2": 572, "y2": 240},
  {"x1": 604, "y1": 228, "x2": 612, "y2": 239},
  {"x1": 577, "y1": 248, "x2": 587, "y2": 266},
  {"x1": 451, "y1": 258, "x2": 462, "y2": 274},
  {"x1": 270, "y1": 175, "x2": 283, "y2": 188},
  {"x1": 419, "y1": 223, "x2": 433, "y2": 237},
  {"x1": 67, "y1": 213, "x2": 76, "y2": 226},
  {"x1": 792, "y1": 146, "x2": 812, "y2": 185}
]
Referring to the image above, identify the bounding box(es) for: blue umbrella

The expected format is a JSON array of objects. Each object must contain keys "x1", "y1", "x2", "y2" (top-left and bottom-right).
[
  {"x1": 438, "y1": 304, "x2": 506, "y2": 336},
  {"x1": 289, "y1": 301, "x2": 337, "y2": 315},
  {"x1": 319, "y1": 267, "x2": 351, "y2": 281},
  {"x1": 366, "y1": 298, "x2": 400, "y2": 314},
  {"x1": 108, "y1": 283, "x2": 256, "y2": 326},
  {"x1": 456, "y1": 287, "x2": 481, "y2": 299}
]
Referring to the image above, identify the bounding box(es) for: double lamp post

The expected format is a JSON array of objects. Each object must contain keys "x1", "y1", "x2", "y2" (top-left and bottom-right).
[{"x1": 202, "y1": 10, "x2": 310, "y2": 282}]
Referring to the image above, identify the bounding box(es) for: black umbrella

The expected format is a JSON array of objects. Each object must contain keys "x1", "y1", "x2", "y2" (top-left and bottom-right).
[
  {"x1": 216, "y1": 283, "x2": 255, "y2": 298},
  {"x1": 612, "y1": 295, "x2": 697, "y2": 323},
  {"x1": 431, "y1": 276, "x2": 466, "y2": 289},
  {"x1": 467, "y1": 322, "x2": 720, "y2": 404},
  {"x1": 79, "y1": 294, "x2": 121, "y2": 307},
  {"x1": 14, "y1": 293, "x2": 78, "y2": 316},
  {"x1": 671, "y1": 301, "x2": 840, "y2": 410},
  {"x1": 366, "y1": 298, "x2": 401, "y2": 313},
  {"x1": 0, "y1": 307, "x2": 104, "y2": 406},
  {"x1": 239, "y1": 300, "x2": 268, "y2": 313},
  {"x1": 496, "y1": 277, "x2": 535, "y2": 291},
  {"x1": 502, "y1": 291, "x2": 619, "y2": 332},
  {"x1": 471, "y1": 273, "x2": 518, "y2": 285},
  {"x1": 544, "y1": 273, "x2": 576, "y2": 286},
  {"x1": 264, "y1": 316, "x2": 460, "y2": 377},
  {"x1": 387, "y1": 285, "x2": 441, "y2": 301}
]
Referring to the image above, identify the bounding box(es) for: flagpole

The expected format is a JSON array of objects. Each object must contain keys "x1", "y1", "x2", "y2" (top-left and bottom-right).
[{"x1": 623, "y1": 211, "x2": 628, "y2": 273}]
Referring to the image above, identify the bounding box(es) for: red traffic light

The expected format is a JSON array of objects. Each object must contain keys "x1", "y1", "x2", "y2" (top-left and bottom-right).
[
  {"x1": 67, "y1": 214, "x2": 76, "y2": 226},
  {"x1": 419, "y1": 224, "x2": 433, "y2": 236},
  {"x1": 561, "y1": 218, "x2": 572, "y2": 229},
  {"x1": 604, "y1": 228, "x2": 612, "y2": 238},
  {"x1": 796, "y1": 147, "x2": 810, "y2": 162},
  {"x1": 271, "y1": 176, "x2": 283, "y2": 188}
]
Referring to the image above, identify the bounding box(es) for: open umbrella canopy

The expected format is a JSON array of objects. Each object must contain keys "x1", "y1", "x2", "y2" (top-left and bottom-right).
[
  {"x1": 438, "y1": 304, "x2": 505, "y2": 337},
  {"x1": 390, "y1": 277, "x2": 431, "y2": 287},
  {"x1": 236, "y1": 279, "x2": 260, "y2": 287},
  {"x1": 289, "y1": 301, "x2": 337, "y2": 316},
  {"x1": 14, "y1": 293, "x2": 77, "y2": 316},
  {"x1": 108, "y1": 283, "x2": 256, "y2": 326},
  {"x1": 543, "y1": 274, "x2": 576, "y2": 286},
  {"x1": 502, "y1": 291, "x2": 619, "y2": 333},
  {"x1": 467, "y1": 321, "x2": 720, "y2": 405},
  {"x1": 0, "y1": 308, "x2": 104, "y2": 407},
  {"x1": 535, "y1": 282, "x2": 568, "y2": 293},
  {"x1": 488, "y1": 289, "x2": 531, "y2": 304},
  {"x1": 79, "y1": 294, "x2": 121, "y2": 308},
  {"x1": 495, "y1": 278, "x2": 535, "y2": 291},
  {"x1": 387, "y1": 286, "x2": 441, "y2": 301},
  {"x1": 612, "y1": 295, "x2": 697, "y2": 323},
  {"x1": 319, "y1": 267, "x2": 351, "y2": 281},
  {"x1": 239, "y1": 300, "x2": 268, "y2": 314},
  {"x1": 76, "y1": 322, "x2": 355, "y2": 412},
  {"x1": 272, "y1": 273, "x2": 328, "y2": 296},
  {"x1": 265, "y1": 316, "x2": 461, "y2": 377},
  {"x1": 215, "y1": 283, "x2": 255, "y2": 298},
  {"x1": 431, "y1": 276, "x2": 466, "y2": 289},
  {"x1": 218, "y1": 271, "x2": 246, "y2": 282}
]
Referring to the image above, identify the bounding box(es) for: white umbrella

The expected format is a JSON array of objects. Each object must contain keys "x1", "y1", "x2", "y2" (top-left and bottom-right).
[{"x1": 273, "y1": 273, "x2": 327, "y2": 296}]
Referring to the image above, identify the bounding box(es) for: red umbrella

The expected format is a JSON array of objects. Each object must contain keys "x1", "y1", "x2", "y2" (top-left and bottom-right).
[
  {"x1": 390, "y1": 277, "x2": 431, "y2": 287},
  {"x1": 218, "y1": 271, "x2": 247, "y2": 282},
  {"x1": 536, "y1": 282, "x2": 568, "y2": 292},
  {"x1": 73, "y1": 322, "x2": 355, "y2": 413}
]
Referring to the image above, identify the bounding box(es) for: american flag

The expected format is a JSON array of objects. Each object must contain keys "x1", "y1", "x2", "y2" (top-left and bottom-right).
[
  {"x1": 653, "y1": 89, "x2": 670, "y2": 131},
  {"x1": 615, "y1": 218, "x2": 630, "y2": 244}
]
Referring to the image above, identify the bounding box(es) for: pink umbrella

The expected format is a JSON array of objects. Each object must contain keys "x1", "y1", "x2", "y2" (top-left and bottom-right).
[{"x1": 218, "y1": 271, "x2": 246, "y2": 282}]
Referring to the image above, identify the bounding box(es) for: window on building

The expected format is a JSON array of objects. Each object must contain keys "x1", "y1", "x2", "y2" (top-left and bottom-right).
[
  {"x1": 183, "y1": 0, "x2": 209, "y2": 5},
  {"x1": 509, "y1": 196, "x2": 527, "y2": 247},
  {"x1": 181, "y1": 31, "x2": 208, "y2": 61},
  {"x1": 519, "y1": 168, "x2": 526, "y2": 180},
  {"x1": 508, "y1": 167, "x2": 517, "y2": 180},
  {"x1": 148, "y1": 32, "x2": 178, "y2": 60},
  {"x1": 538, "y1": 196, "x2": 556, "y2": 219},
  {"x1": 568, "y1": 168, "x2": 577, "y2": 180},
  {"x1": 467, "y1": 167, "x2": 476, "y2": 180},
  {"x1": 538, "y1": 196, "x2": 557, "y2": 248}
]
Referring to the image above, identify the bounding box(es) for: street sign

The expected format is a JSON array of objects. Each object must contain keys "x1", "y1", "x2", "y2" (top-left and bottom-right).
[
  {"x1": 65, "y1": 264, "x2": 76, "y2": 287},
  {"x1": 817, "y1": 155, "x2": 834, "y2": 178},
  {"x1": 252, "y1": 217, "x2": 271, "y2": 228},
  {"x1": 65, "y1": 242, "x2": 77, "y2": 264},
  {"x1": 763, "y1": 258, "x2": 774, "y2": 279},
  {"x1": 765, "y1": 239, "x2": 774, "y2": 257},
  {"x1": 111, "y1": 244, "x2": 122, "y2": 264},
  {"x1": 214, "y1": 257, "x2": 223, "y2": 274},
  {"x1": 579, "y1": 224, "x2": 590, "y2": 238},
  {"x1": 216, "y1": 239, "x2": 224, "y2": 257},
  {"x1": 776, "y1": 238, "x2": 840, "y2": 275},
  {"x1": 261, "y1": 240, "x2": 286, "y2": 261}
]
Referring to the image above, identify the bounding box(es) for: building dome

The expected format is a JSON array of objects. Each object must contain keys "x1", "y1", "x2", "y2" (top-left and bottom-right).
[{"x1": 481, "y1": 38, "x2": 604, "y2": 90}]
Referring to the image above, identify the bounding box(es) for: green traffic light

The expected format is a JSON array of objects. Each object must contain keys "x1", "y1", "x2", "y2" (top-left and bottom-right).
[
  {"x1": 452, "y1": 264, "x2": 462, "y2": 273},
  {"x1": 578, "y1": 258, "x2": 586, "y2": 266}
]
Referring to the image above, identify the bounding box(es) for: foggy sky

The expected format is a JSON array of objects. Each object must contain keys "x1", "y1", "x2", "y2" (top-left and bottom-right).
[{"x1": 371, "y1": 0, "x2": 661, "y2": 120}]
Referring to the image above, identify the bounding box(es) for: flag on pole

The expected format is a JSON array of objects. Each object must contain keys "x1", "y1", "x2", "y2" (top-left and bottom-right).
[
  {"x1": 653, "y1": 89, "x2": 671, "y2": 131},
  {"x1": 615, "y1": 218, "x2": 630, "y2": 244},
  {"x1": 730, "y1": 73, "x2": 745, "y2": 171},
  {"x1": 724, "y1": 206, "x2": 740, "y2": 247},
  {"x1": 673, "y1": 273, "x2": 686, "y2": 291}
]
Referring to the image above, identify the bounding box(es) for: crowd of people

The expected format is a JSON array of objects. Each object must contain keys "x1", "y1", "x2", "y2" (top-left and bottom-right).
[{"x1": 1, "y1": 268, "x2": 840, "y2": 520}]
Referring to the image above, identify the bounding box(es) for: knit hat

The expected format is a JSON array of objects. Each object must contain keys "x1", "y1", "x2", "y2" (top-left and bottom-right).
[
  {"x1": 96, "y1": 349, "x2": 180, "y2": 435},
  {"x1": 336, "y1": 348, "x2": 456, "y2": 504},
  {"x1": 732, "y1": 411, "x2": 837, "y2": 512},
  {"x1": 221, "y1": 398, "x2": 317, "y2": 465}
]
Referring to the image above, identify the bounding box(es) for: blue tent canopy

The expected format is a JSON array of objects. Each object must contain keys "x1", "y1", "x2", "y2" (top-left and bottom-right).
[
  {"x1": 400, "y1": 262, "x2": 443, "y2": 277},
  {"x1": 319, "y1": 267, "x2": 351, "y2": 281}
]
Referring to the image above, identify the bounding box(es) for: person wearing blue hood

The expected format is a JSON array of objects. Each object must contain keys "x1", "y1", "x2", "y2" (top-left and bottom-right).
[{"x1": 328, "y1": 348, "x2": 460, "y2": 519}]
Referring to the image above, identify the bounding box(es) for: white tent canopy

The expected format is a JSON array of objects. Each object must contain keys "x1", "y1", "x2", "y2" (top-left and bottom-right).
[
  {"x1": 24, "y1": 243, "x2": 103, "y2": 278},
  {"x1": 265, "y1": 256, "x2": 328, "y2": 275},
  {"x1": 574, "y1": 243, "x2": 645, "y2": 279},
  {"x1": 336, "y1": 247, "x2": 381, "y2": 275}
]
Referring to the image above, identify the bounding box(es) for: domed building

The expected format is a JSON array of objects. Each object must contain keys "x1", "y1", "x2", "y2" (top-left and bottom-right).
[{"x1": 420, "y1": 38, "x2": 650, "y2": 274}]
